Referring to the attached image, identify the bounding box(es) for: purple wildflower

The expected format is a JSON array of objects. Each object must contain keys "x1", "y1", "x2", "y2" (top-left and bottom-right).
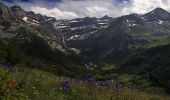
[
  {"x1": 3, "y1": 60, "x2": 12, "y2": 68},
  {"x1": 96, "y1": 81, "x2": 112, "y2": 87},
  {"x1": 62, "y1": 81, "x2": 70, "y2": 90},
  {"x1": 87, "y1": 73, "x2": 93, "y2": 82}
]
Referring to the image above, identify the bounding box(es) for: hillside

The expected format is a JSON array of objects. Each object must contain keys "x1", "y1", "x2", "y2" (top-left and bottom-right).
[
  {"x1": 0, "y1": 1, "x2": 170, "y2": 99},
  {"x1": 0, "y1": 65, "x2": 170, "y2": 100},
  {"x1": 65, "y1": 7, "x2": 170, "y2": 93}
]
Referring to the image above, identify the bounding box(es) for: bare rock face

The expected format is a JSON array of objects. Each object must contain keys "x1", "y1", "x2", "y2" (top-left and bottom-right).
[
  {"x1": 142, "y1": 7, "x2": 170, "y2": 21},
  {"x1": 0, "y1": 2, "x2": 13, "y2": 19},
  {"x1": 11, "y1": 6, "x2": 27, "y2": 18}
]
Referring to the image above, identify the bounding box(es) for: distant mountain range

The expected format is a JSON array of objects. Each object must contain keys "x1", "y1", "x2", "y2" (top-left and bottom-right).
[
  {"x1": 0, "y1": 2, "x2": 170, "y2": 93},
  {"x1": 67, "y1": 7, "x2": 170, "y2": 60}
]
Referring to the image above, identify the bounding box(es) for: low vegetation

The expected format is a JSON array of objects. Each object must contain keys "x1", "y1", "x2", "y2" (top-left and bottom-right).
[{"x1": 0, "y1": 65, "x2": 169, "y2": 100}]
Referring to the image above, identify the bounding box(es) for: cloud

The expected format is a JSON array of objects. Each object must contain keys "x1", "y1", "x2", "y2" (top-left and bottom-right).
[
  {"x1": 54, "y1": 0, "x2": 118, "y2": 18},
  {"x1": 28, "y1": 0, "x2": 123, "y2": 19},
  {"x1": 30, "y1": 6, "x2": 78, "y2": 19},
  {"x1": 85, "y1": 6, "x2": 108, "y2": 17},
  {"x1": 86, "y1": 6, "x2": 108, "y2": 13},
  {"x1": 3, "y1": 0, "x2": 170, "y2": 19},
  {"x1": 122, "y1": 0, "x2": 170, "y2": 15}
]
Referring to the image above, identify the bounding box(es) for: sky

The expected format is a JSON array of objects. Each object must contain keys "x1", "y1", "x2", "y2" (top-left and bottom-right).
[{"x1": 1, "y1": 0, "x2": 170, "y2": 19}]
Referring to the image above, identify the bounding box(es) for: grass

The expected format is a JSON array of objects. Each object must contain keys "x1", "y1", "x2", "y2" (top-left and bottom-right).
[
  {"x1": 101, "y1": 64, "x2": 116, "y2": 71},
  {"x1": 0, "y1": 64, "x2": 170, "y2": 100},
  {"x1": 146, "y1": 37, "x2": 170, "y2": 48},
  {"x1": 129, "y1": 30, "x2": 170, "y2": 48},
  {"x1": 130, "y1": 31, "x2": 151, "y2": 37}
]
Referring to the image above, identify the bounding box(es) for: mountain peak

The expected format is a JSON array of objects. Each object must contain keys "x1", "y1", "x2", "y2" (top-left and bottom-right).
[
  {"x1": 101, "y1": 15, "x2": 112, "y2": 20},
  {"x1": 0, "y1": 2, "x2": 13, "y2": 18},
  {"x1": 142, "y1": 7, "x2": 170, "y2": 21},
  {"x1": 11, "y1": 5, "x2": 27, "y2": 17},
  {"x1": 151, "y1": 7, "x2": 169, "y2": 14},
  {"x1": 0, "y1": 2, "x2": 5, "y2": 5},
  {"x1": 11, "y1": 5, "x2": 22, "y2": 10},
  {"x1": 154, "y1": 7, "x2": 167, "y2": 11},
  {"x1": 102, "y1": 15, "x2": 109, "y2": 18}
]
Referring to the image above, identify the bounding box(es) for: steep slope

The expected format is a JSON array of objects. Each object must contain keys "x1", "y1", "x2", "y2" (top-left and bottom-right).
[
  {"x1": 1, "y1": 2, "x2": 170, "y2": 94},
  {"x1": 0, "y1": 2, "x2": 86, "y2": 77},
  {"x1": 0, "y1": 2, "x2": 66, "y2": 52},
  {"x1": 142, "y1": 7, "x2": 170, "y2": 21},
  {"x1": 0, "y1": 2, "x2": 13, "y2": 19},
  {"x1": 118, "y1": 45, "x2": 170, "y2": 93},
  {"x1": 11, "y1": 6, "x2": 27, "y2": 18},
  {"x1": 67, "y1": 8, "x2": 170, "y2": 62}
]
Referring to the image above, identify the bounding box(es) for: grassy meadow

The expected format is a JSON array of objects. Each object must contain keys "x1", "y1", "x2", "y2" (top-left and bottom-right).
[{"x1": 0, "y1": 64, "x2": 169, "y2": 100}]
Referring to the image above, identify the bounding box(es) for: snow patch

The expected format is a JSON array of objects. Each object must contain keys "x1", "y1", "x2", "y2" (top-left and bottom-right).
[
  {"x1": 70, "y1": 25, "x2": 96, "y2": 30},
  {"x1": 127, "y1": 19, "x2": 137, "y2": 27},
  {"x1": 46, "y1": 18, "x2": 53, "y2": 21},
  {"x1": 70, "y1": 48, "x2": 81, "y2": 54},
  {"x1": 33, "y1": 20, "x2": 40, "y2": 24},
  {"x1": 30, "y1": 22, "x2": 39, "y2": 26},
  {"x1": 70, "y1": 20, "x2": 78, "y2": 23},
  {"x1": 154, "y1": 20, "x2": 164, "y2": 24},
  {"x1": 158, "y1": 20, "x2": 164, "y2": 24},
  {"x1": 98, "y1": 23, "x2": 107, "y2": 25},
  {"x1": 69, "y1": 35, "x2": 80, "y2": 40},
  {"x1": 23, "y1": 17, "x2": 39, "y2": 26},
  {"x1": 131, "y1": 24, "x2": 137, "y2": 26},
  {"x1": 23, "y1": 17, "x2": 28, "y2": 22},
  {"x1": 58, "y1": 26, "x2": 69, "y2": 29},
  {"x1": 141, "y1": 16, "x2": 148, "y2": 21}
]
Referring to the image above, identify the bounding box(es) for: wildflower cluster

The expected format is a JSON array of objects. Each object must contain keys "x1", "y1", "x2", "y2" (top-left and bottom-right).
[
  {"x1": 96, "y1": 81, "x2": 112, "y2": 87},
  {"x1": 3, "y1": 60, "x2": 13, "y2": 68},
  {"x1": 87, "y1": 73, "x2": 93, "y2": 82},
  {"x1": 62, "y1": 81, "x2": 70, "y2": 90},
  {"x1": 61, "y1": 73, "x2": 123, "y2": 92}
]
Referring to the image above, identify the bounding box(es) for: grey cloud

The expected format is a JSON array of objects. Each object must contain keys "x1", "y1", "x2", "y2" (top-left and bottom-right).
[{"x1": 4, "y1": 0, "x2": 170, "y2": 19}]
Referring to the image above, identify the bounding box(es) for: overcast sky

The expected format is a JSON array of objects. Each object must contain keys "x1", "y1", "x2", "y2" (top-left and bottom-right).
[{"x1": 2, "y1": 0, "x2": 170, "y2": 19}]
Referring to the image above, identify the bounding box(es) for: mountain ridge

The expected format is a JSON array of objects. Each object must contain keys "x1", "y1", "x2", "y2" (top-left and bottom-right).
[{"x1": 0, "y1": 2, "x2": 170, "y2": 94}]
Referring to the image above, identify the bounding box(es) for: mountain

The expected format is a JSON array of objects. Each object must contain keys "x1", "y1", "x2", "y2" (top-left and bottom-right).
[
  {"x1": 0, "y1": 2, "x2": 87, "y2": 77},
  {"x1": 66, "y1": 8, "x2": 170, "y2": 61},
  {"x1": 64, "y1": 8, "x2": 170, "y2": 92},
  {"x1": 0, "y1": 2, "x2": 170, "y2": 94},
  {"x1": 0, "y1": 2, "x2": 13, "y2": 19},
  {"x1": 142, "y1": 7, "x2": 170, "y2": 21},
  {"x1": 53, "y1": 16, "x2": 113, "y2": 44},
  {"x1": 100, "y1": 15, "x2": 113, "y2": 20},
  {"x1": 119, "y1": 45, "x2": 170, "y2": 92},
  {"x1": 11, "y1": 6, "x2": 27, "y2": 18}
]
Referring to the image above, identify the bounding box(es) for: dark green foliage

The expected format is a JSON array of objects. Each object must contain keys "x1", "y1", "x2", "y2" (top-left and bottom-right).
[
  {"x1": 0, "y1": 41, "x2": 7, "y2": 63},
  {"x1": 119, "y1": 45, "x2": 170, "y2": 93},
  {"x1": 0, "y1": 27, "x2": 86, "y2": 78}
]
